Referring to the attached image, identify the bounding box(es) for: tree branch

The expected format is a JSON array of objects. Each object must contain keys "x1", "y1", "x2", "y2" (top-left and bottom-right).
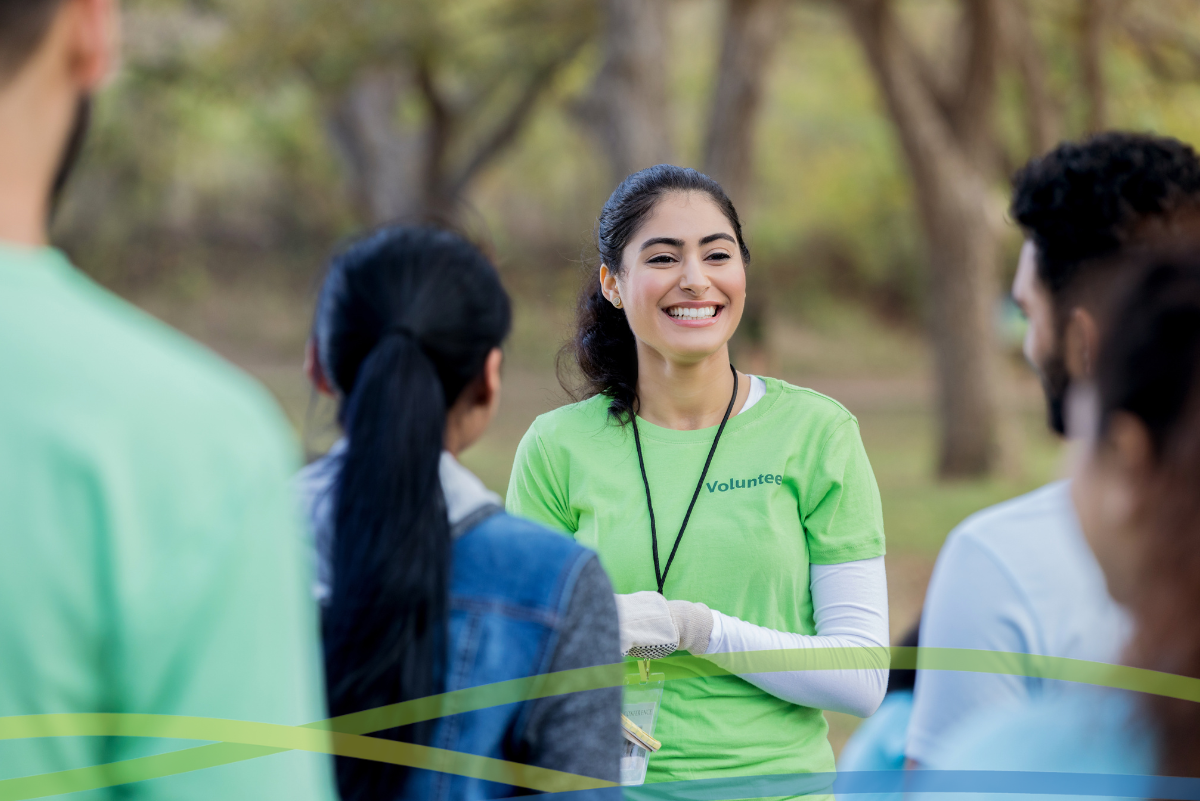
[
  {"x1": 1080, "y1": 0, "x2": 1112, "y2": 133},
  {"x1": 1001, "y1": 0, "x2": 1060, "y2": 156},
  {"x1": 948, "y1": 0, "x2": 1000, "y2": 164},
  {"x1": 841, "y1": 0, "x2": 967, "y2": 185},
  {"x1": 447, "y1": 36, "x2": 586, "y2": 200},
  {"x1": 1121, "y1": 8, "x2": 1200, "y2": 82},
  {"x1": 702, "y1": 0, "x2": 788, "y2": 205},
  {"x1": 415, "y1": 55, "x2": 454, "y2": 206}
]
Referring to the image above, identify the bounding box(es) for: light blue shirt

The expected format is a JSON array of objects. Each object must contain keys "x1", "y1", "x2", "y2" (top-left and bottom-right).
[
  {"x1": 924, "y1": 689, "x2": 1155, "y2": 801},
  {"x1": 906, "y1": 481, "x2": 1130, "y2": 765},
  {"x1": 836, "y1": 690, "x2": 912, "y2": 801},
  {"x1": 839, "y1": 690, "x2": 912, "y2": 774}
]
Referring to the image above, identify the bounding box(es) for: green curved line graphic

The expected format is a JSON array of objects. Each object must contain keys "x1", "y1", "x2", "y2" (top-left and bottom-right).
[{"x1": 2, "y1": 646, "x2": 1197, "y2": 800}]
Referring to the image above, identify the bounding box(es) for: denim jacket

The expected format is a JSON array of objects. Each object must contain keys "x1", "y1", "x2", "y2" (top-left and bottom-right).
[{"x1": 296, "y1": 445, "x2": 618, "y2": 800}]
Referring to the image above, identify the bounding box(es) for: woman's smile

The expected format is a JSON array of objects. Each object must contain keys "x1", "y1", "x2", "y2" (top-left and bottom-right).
[{"x1": 664, "y1": 302, "x2": 724, "y2": 326}]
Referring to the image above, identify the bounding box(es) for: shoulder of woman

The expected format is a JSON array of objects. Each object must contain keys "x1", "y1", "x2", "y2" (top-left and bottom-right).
[
  {"x1": 760, "y1": 377, "x2": 858, "y2": 429},
  {"x1": 527, "y1": 393, "x2": 624, "y2": 442}
]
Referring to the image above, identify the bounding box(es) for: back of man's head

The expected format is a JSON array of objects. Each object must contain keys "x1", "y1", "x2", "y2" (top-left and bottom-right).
[
  {"x1": 0, "y1": 1, "x2": 67, "y2": 83},
  {"x1": 1012, "y1": 133, "x2": 1200, "y2": 310}
]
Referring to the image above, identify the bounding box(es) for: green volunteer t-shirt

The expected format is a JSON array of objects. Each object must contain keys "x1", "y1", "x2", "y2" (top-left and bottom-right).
[
  {"x1": 0, "y1": 243, "x2": 335, "y2": 799},
  {"x1": 507, "y1": 376, "x2": 885, "y2": 785}
]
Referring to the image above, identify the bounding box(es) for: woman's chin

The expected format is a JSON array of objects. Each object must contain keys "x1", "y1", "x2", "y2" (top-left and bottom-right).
[{"x1": 650, "y1": 334, "x2": 733, "y2": 365}]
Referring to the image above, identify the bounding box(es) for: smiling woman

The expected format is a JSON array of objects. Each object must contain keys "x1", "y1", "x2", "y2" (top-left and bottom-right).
[{"x1": 507, "y1": 165, "x2": 891, "y2": 794}]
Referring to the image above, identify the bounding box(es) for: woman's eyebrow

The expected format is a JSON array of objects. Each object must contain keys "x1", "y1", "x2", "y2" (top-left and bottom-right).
[
  {"x1": 639, "y1": 236, "x2": 685, "y2": 251},
  {"x1": 700, "y1": 233, "x2": 736, "y2": 245}
]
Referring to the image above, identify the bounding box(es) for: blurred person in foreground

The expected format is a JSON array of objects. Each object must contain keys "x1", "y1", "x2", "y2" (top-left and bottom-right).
[
  {"x1": 906, "y1": 133, "x2": 1200, "y2": 767},
  {"x1": 0, "y1": 1, "x2": 335, "y2": 798},
  {"x1": 296, "y1": 225, "x2": 622, "y2": 801},
  {"x1": 929, "y1": 245, "x2": 1200, "y2": 789}
]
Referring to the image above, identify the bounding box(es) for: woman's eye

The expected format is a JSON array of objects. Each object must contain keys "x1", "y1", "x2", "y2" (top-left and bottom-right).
[
  {"x1": 647, "y1": 254, "x2": 676, "y2": 265},
  {"x1": 708, "y1": 252, "x2": 731, "y2": 262}
]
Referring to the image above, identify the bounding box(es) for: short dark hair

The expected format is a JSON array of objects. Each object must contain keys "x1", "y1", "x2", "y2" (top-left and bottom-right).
[
  {"x1": 0, "y1": 1, "x2": 67, "y2": 81},
  {"x1": 1011, "y1": 132, "x2": 1200, "y2": 310}
]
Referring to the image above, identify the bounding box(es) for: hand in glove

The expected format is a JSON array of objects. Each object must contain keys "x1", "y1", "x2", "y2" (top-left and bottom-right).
[{"x1": 614, "y1": 591, "x2": 713, "y2": 658}]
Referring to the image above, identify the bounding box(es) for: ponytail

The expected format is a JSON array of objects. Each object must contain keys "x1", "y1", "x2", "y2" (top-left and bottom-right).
[
  {"x1": 313, "y1": 225, "x2": 511, "y2": 801},
  {"x1": 325, "y1": 333, "x2": 449, "y2": 800},
  {"x1": 562, "y1": 164, "x2": 749, "y2": 422}
]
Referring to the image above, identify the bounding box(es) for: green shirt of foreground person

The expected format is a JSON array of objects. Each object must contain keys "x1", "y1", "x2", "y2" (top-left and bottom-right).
[
  {"x1": 508, "y1": 165, "x2": 887, "y2": 789},
  {"x1": 0, "y1": 245, "x2": 334, "y2": 799},
  {"x1": 0, "y1": 2, "x2": 333, "y2": 798}
]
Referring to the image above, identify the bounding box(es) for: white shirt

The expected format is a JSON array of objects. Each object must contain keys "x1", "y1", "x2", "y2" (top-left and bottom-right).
[
  {"x1": 295, "y1": 442, "x2": 501, "y2": 603},
  {"x1": 906, "y1": 480, "x2": 1130, "y2": 765}
]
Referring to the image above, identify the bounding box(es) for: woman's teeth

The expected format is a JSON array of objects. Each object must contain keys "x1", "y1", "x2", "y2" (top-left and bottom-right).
[{"x1": 667, "y1": 306, "x2": 718, "y2": 320}]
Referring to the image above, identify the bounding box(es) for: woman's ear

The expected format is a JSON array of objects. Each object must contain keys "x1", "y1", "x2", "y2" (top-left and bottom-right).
[
  {"x1": 599, "y1": 264, "x2": 621, "y2": 306},
  {"x1": 64, "y1": 0, "x2": 121, "y2": 90},
  {"x1": 482, "y1": 347, "x2": 503, "y2": 409},
  {"x1": 1064, "y1": 307, "x2": 1100, "y2": 380},
  {"x1": 304, "y1": 338, "x2": 335, "y2": 397},
  {"x1": 1108, "y1": 411, "x2": 1154, "y2": 476}
]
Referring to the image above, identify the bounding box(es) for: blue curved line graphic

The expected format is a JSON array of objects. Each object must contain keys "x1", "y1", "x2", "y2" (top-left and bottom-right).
[{"x1": 506, "y1": 770, "x2": 1200, "y2": 801}]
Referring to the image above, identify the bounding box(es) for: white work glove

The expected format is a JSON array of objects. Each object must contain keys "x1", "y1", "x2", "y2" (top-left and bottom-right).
[{"x1": 615, "y1": 591, "x2": 714, "y2": 658}]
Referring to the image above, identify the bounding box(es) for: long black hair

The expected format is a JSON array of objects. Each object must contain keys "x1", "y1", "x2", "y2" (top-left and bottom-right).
[
  {"x1": 559, "y1": 164, "x2": 750, "y2": 422},
  {"x1": 314, "y1": 225, "x2": 511, "y2": 801},
  {"x1": 1093, "y1": 251, "x2": 1200, "y2": 781}
]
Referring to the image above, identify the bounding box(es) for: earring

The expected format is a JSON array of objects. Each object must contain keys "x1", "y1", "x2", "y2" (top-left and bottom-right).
[{"x1": 613, "y1": 296, "x2": 623, "y2": 309}]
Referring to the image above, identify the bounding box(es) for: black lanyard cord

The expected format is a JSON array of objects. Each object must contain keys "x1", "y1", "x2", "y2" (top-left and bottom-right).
[{"x1": 631, "y1": 364, "x2": 739, "y2": 595}]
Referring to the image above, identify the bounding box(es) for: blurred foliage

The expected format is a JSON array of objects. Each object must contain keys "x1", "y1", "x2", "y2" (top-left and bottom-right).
[{"x1": 53, "y1": 0, "x2": 1200, "y2": 322}]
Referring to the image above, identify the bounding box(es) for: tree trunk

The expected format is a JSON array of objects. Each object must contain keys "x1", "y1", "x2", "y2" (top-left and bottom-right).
[
  {"x1": 324, "y1": 70, "x2": 426, "y2": 225},
  {"x1": 577, "y1": 0, "x2": 674, "y2": 182},
  {"x1": 703, "y1": 0, "x2": 787, "y2": 370},
  {"x1": 1003, "y1": 0, "x2": 1061, "y2": 155},
  {"x1": 1080, "y1": 0, "x2": 1110, "y2": 133},
  {"x1": 844, "y1": 0, "x2": 1002, "y2": 477},
  {"x1": 324, "y1": 47, "x2": 573, "y2": 227},
  {"x1": 702, "y1": 0, "x2": 787, "y2": 205}
]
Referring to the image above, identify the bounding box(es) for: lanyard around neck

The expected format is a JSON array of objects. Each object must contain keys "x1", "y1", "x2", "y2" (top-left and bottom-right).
[{"x1": 630, "y1": 365, "x2": 739, "y2": 595}]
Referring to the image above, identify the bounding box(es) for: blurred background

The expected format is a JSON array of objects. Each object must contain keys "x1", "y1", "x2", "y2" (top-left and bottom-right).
[{"x1": 53, "y1": 0, "x2": 1200, "y2": 752}]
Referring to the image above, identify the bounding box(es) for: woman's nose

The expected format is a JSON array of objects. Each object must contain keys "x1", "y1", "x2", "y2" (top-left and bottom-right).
[{"x1": 679, "y1": 256, "x2": 710, "y2": 295}]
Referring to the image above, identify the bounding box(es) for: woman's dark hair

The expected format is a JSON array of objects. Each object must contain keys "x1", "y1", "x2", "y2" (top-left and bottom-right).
[
  {"x1": 1094, "y1": 251, "x2": 1200, "y2": 780},
  {"x1": 314, "y1": 225, "x2": 511, "y2": 801},
  {"x1": 886, "y1": 623, "x2": 920, "y2": 695},
  {"x1": 0, "y1": 0, "x2": 66, "y2": 81},
  {"x1": 559, "y1": 164, "x2": 750, "y2": 422}
]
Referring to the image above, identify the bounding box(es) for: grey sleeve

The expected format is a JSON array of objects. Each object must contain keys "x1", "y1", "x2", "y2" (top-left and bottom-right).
[{"x1": 517, "y1": 555, "x2": 622, "y2": 789}]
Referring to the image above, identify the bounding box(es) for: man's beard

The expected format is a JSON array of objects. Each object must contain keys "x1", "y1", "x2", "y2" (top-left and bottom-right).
[
  {"x1": 49, "y1": 94, "x2": 92, "y2": 220},
  {"x1": 1037, "y1": 350, "x2": 1071, "y2": 436}
]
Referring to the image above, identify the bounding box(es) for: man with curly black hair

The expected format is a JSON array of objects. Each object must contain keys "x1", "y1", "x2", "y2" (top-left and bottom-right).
[
  {"x1": 1011, "y1": 133, "x2": 1200, "y2": 434},
  {"x1": 905, "y1": 133, "x2": 1200, "y2": 768}
]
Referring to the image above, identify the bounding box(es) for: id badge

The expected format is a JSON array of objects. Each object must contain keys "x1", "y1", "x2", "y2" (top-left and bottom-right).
[{"x1": 619, "y1": 659, "x2": 665, "y2": 786}]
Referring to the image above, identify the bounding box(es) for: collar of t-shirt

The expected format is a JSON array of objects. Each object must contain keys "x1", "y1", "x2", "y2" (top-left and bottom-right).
[
  {"x1": 740, "y1": 374, "x2": 766, "y2": 415},
  {"x1": 295, "y1": 440, "x2": 502, "y2": 603},
  {"x1": 297, "y1": 439, "x2": 500, "y2": 531}
]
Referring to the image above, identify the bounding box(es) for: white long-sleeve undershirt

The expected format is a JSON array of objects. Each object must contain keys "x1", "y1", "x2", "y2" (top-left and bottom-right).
[{"x1": 701, "y1": 555, "x2": 890, "y2": 718}]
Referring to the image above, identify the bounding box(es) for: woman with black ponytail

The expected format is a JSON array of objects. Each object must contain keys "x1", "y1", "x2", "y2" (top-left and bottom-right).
[
  {"x1": 296, "y1": 225, "x2": 621, "y2": 801},
  {"x1": 508, "y1": 166, "x2": 890, "y2": 791}
]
